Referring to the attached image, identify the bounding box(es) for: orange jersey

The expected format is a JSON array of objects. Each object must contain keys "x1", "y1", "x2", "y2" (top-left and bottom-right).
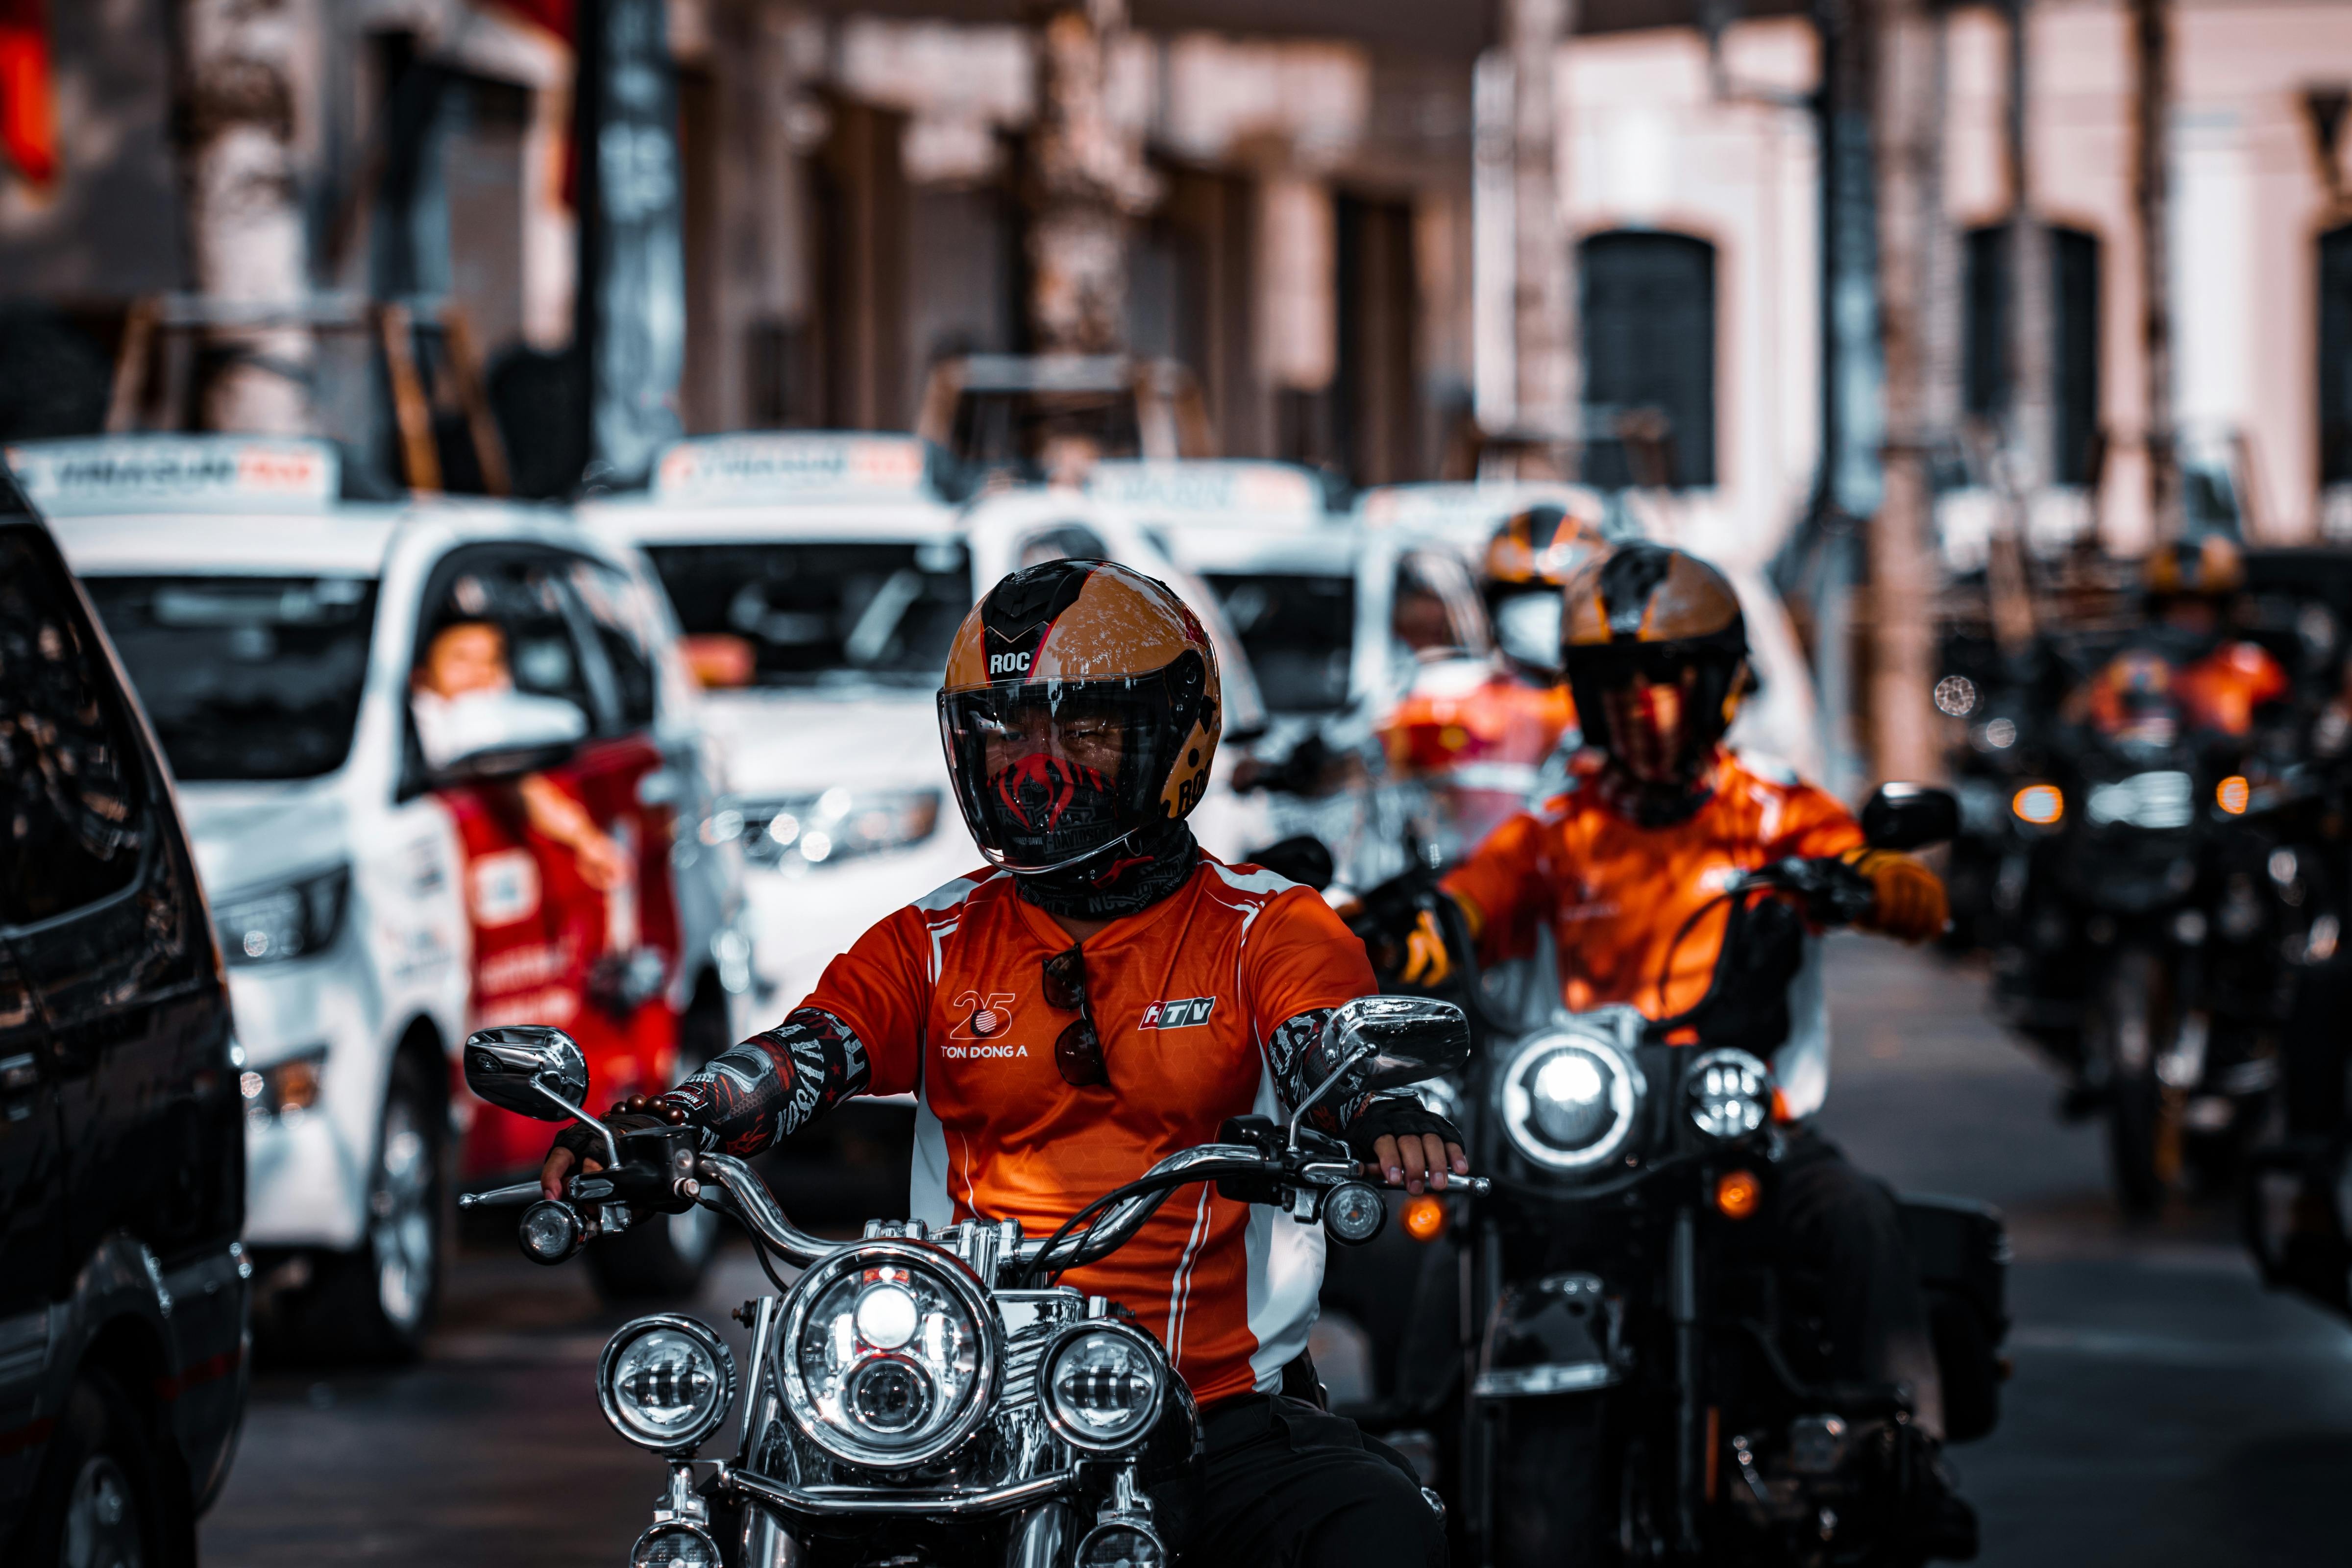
[
  {"x1": 2174, "y1": 640, "x2": 2288, "y2": 737},
  {"x1": 801, "y1": 857, "x2": 1375, "y2": 1408},
  {"x1": 1443, "y1": 751, "x2": 1862, "y2": 1022}
]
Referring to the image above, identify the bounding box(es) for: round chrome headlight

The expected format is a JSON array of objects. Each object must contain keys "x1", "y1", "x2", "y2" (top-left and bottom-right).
[
  {"x1": 1498, "y1": 1031, "x2": 1644, "y2": 1172},
  {"x1": 598, "y1": 1316, "x2": 736, "y2": 1453},
  {"x1": 1684, "y1": 1048, "x2": 1772, "y2": 1140},
  {"x1": 629, "y1": 1522, "x2": 722, "y2": 1568},
  {"x1": 1041, "y1": 1323, "x2": 1167, "y2": 1453},
  {"x1": 779, "y1": 1241, "x2": 999, "y2": 1470},
  {"x1": 1076, "y1": 1521, "x2": 1168, "y2": 1568}
]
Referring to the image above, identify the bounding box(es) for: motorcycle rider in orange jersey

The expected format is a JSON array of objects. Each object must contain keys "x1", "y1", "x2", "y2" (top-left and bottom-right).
[
  {"x1": 1376, "y1": 504, "x2": 1604, "y2": 868},
  {"x1": 1388, "y1": 543, "x2": 1978, "y2": 1561},
  {"x1": 542, "y1": 561, "x2": 1466, "y2": 1568},
  {"x1": 2106, "y1": 533, "x2": 2286, "y2": 741}
]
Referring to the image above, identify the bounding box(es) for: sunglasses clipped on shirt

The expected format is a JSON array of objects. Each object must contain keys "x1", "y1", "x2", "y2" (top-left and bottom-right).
[{"x1": 1043, "y1": 944, "x2": 1109, "y2": 1088}]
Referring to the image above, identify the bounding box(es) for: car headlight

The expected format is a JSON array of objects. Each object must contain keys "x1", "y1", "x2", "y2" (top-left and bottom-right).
[
  {"x1": 734, "y1": 786, "x2": 940, "y2": 870},
  {"x1": 214, "y1": 865, "x2": 349, "y2": 964},
  {"x1": 1041, "y1": 1323, "x2": 1166, "y2": 1453},
  {"x1": 779, "y1": 1241, "x2": 998, "y2": 1470},
  {"x1": 1498, "y1": 1031, "x2": 1644, "y2": 1173},
  {"x1": 598, "y1": 1316, "x2": 736, "y2": 1454},
  {"x1": 239, "y1": 1045, "x2": 328, "y2": 1121},
  {"x1": 1684, "y1": 1048, "x2": 1772, "y2": 1140}
]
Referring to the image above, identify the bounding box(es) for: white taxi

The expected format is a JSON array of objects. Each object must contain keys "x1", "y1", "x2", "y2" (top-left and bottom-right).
[{"x1": 15, "y1": 435, "x2": 751, "y2": 1358}]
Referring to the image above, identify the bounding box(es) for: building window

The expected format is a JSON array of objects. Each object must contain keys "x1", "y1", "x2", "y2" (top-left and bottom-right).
[
  {"x1": 1579, "y1": 231, "x2": 1715, "y2": 490},
  {"x1": 1962, "y1": 223, "x2": 2101, "y2": 487},
  {"x1": 2321, "y1": 225, "x2": 2352, "y2": 486}
]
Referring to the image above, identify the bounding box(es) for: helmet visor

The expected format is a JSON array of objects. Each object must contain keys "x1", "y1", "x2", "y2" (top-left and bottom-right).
[{"x1": 938, "y1": 677, "x2": 1178, "y2": 872}]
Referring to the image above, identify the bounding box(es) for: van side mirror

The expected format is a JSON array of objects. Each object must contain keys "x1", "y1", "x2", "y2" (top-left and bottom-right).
[
  {"x1": 416, "y1": 689, "x2": 588, "y2": 784},
  {"x1": 1861, "y1": 783, "x2": 1960, "y2": 852}
]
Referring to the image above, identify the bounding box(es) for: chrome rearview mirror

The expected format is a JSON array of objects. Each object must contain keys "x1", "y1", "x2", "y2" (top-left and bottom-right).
[
  {"x1": 1291, "y1": 997, "x2": 1472, "y2": 1135},
  {"x1": 464, "y1": 1026, "x2": 616, "y2": 1170}
]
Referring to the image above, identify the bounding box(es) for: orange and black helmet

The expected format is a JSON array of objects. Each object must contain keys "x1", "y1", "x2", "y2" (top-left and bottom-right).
[
  {"x1": 1485, "y1": 502, "x2": 1610, "y2": 675},
  {"x1": 1559, "y1": 543, "x2": 1751, "y2": 776},
  {"x1": 939, "y1": 559, "x2": 1221, "y2": 874},
  {"x1": 1484, "y1": 502, "x2": 1608, "y2": 588},
  {"x1": 2143, "y1": 533, "x2": 2245, "y2": 601}
]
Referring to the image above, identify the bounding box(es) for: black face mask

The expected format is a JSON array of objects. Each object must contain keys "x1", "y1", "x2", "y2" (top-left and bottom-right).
[{"x1": 1013, "y1": 816, "x2": 1200, "y2": 921}]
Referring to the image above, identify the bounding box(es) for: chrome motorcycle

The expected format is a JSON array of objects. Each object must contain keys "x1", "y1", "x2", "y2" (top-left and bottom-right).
[
  {"x1": 1345, "y1": 785, "x2": 2010, "y2": 1567},
  {"x1": 457, "y1": 995, "x2": 1485, "y2": 1568}
]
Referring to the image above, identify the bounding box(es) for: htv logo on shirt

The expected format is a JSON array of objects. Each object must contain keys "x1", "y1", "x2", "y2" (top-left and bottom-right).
[{"x1": 1140, "y1": 996, "x2": 1216, "y2": 1029}]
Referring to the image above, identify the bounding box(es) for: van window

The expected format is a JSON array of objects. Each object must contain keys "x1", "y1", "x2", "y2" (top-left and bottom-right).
[
  {"x1": 643, "y1": 539, "x2": 972, "y2": 690},
  {"x1": 0, "y1": 532, "x2": 151, "y2": 925},
  {"x1": 83, "y1": 574, "x2": 378, "y2": 782},
  {"x1": 566, "y1": 558, "x2": 660, "y2": 731},
  {"x1": 415, "y1": 556, "x2": 596, "y2": 716}
]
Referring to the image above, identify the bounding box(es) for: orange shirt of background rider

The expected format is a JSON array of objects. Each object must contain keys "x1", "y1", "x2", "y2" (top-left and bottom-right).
[
  {"x1": 412, "y1": 621, "x2": 631, "y2": 891},
  {"x1": 1439, "y1": 750, "x2": 1863, "y2": 1021},
  {"x1": 2172, "y1": 641, "x2": 2288, "y2": 737}
]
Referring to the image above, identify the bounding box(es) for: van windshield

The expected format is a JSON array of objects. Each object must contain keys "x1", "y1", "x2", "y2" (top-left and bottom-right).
[
  {"x1": 644, "y1": 539, "x2": 972, "y2": 689},
  {"x1": 82, "y1": 575, "x2": 378, "y2": 781},
  {"x1": 1204, "y1": 571, "x2": 1355, "y2": 714}
]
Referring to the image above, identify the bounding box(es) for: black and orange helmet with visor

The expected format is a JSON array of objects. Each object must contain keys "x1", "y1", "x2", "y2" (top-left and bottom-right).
[
  {"x1": 1559, "y1": 543, "x2": 1751, "y2": 796},
  {"x1": 937, "y1": 560, "x2": 1223, "y2": 875}
]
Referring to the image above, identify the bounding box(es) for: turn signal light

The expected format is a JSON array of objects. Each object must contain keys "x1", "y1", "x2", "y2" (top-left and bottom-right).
[
  {"x1": 1715, "y1": 1169, "x2": 1762, "y2": 1220},
  {"x1": 1403, "y1": 1194, "x2": 1447, "y2": 1243},
  {"x1": 2012, "y1": 784, "x2": 2064, "y2": 826},
  {"x1": 2216, "y1": 775, "x2": 2250, "y2": 815}
]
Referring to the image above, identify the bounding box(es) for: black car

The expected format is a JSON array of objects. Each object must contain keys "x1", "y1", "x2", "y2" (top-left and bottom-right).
[{"x1": 0, "y1": 487, "x2": 247, "y2": 1567}]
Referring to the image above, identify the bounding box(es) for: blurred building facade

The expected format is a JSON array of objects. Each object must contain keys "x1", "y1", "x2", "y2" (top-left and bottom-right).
[{"x1": 0, "y1": 0, "x2": 2348, "y2": 558}]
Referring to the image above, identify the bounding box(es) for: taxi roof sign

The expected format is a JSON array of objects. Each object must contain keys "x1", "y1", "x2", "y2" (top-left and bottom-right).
[
  {"x1": 7, "y1": 436, "x2": 340, "y2": 516},
  {"x1": 1085, "y1": 460, "x2": 1326, "y2": 520},
  {"x1": 652, "y1": 433, "x2": 941, "y2": 505}
]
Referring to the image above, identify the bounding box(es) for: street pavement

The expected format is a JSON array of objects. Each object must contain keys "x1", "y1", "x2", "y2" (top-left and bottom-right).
[{"x1": 199, "y1": 936, "x2": 2352, "y2": 1566}]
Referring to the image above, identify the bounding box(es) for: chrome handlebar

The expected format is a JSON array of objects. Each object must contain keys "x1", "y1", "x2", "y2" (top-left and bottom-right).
[{"x1": 692, "y1": 1152, "x2": 833, "y2": 1266}]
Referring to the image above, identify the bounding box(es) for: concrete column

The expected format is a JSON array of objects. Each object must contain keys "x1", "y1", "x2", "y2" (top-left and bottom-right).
[
  {"x1": 1506, "y1": 0, "x2": 1574, "y2": 444},
  {"x1": 2131, "y1": 0, "x2": 2177, "y2": 540},
  {"x1": 1026, "y1": 0, "x2": 1157, "y2": 354},
  {"x1": 1874, "y1": 0, "x2": 1947, "y2": 784},
  {"x1": 2004, "y1": 0, "x2": 2053, "y2": 498},
  {"x1": 177, "y1": 0, "x2": 315, "y2": 433},
  {"x1": 708, "y1": 3, "x2": 813, "y2": 428}
]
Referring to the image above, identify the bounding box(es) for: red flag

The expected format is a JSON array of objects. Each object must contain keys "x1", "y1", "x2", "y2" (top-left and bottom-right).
[{"x1": 0, "y1": 0, "x2": 55, "y2": 188}]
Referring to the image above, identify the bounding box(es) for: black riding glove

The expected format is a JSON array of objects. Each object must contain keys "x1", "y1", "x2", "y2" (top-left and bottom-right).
[
  {"x1": 1342, "y1": 1093, "x2": 1466, "y2": 1167},
  {"x1": 549, "y1": 1103, "x2": 690, "y2": 1170}
]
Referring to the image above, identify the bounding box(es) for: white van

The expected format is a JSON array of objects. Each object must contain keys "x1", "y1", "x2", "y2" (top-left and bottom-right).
[{"x1": 19, "y1": 435, "x2": 752, "y2": 1357}]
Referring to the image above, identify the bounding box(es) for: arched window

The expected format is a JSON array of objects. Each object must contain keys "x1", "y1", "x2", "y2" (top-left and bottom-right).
[
  {"x1": 1962, "y1": 222, "x2": 2101, "y2": 486},
  {"x1": 2321, "y1": 224, "x2": 2352, "y2": 486},
  {"x1": 1579, "y1": 231, "x2": 1716, "y2": 490}
]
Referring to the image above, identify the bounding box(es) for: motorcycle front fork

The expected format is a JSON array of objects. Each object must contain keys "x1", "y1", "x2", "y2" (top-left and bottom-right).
[{"x1": 1461, "y1": 1206, "x2": 1705, "y2": 1568}]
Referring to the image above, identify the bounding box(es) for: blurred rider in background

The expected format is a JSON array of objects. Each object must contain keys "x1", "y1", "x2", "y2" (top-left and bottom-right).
[
  {"x1": 2075, "y1": 534, "x2": 2286, "y2": 742},
  {"x1": 1381, "y1": 542, "x2": 1979, "y2": 1562},
  {"x1": 1376, "y1": 504, "x2": 1604, "y2": 868}
]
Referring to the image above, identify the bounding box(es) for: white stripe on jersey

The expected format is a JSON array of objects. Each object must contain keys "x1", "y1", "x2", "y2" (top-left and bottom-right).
[
  {"x1": 1164, "y1": 1184, "x2": 1215, "y2": 1371},
  {"x1": 1241, "y1": 1054, "x2": 1324, "y2": 1391}
]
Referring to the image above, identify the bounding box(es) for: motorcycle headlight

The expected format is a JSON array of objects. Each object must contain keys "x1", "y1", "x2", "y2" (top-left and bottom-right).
[
  {"x1": 779, "y1": 1241, "x2": 999, "y2": 1470},
  {"x1": 735, "y1": 787, "x2": 940, "y2": 870},
  {"x1": 630, "y1": 1523, "x2": 722, "y2": 1568},
  {"x1": 2085, "y1": 770, "x2": 2194, "y2": 830},
  {"x1": 598, "y1": 1316, "x2": 736, "y2": 1454},
  {"x1": 215, "y1": 864, "x2": 349, "y2": 964},
  {"x1": 1684, "y1": 1048, "x2": 1772, "y2": 1140},
  {"x1": 1041, "y1": 1323, "x2": 1166, "y2": 1453},
  {"x1": 1498, "y1": 1031, "x2": 1644, "y2": 1173}
]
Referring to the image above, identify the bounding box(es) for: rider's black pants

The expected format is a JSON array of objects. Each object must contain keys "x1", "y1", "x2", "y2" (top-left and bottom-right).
[
  {"x1": 1772, "y1": 1128, "x2": 1946, "y2": 1443},
  {"x1": 1177, "y1": 1392, "x2": 1446, "y2": 1568}
]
